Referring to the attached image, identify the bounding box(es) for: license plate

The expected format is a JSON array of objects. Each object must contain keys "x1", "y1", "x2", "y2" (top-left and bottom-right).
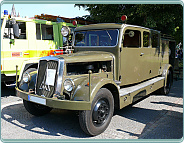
[{"x1": 28, "y1": 95, "x2": 46, "y2": 105}]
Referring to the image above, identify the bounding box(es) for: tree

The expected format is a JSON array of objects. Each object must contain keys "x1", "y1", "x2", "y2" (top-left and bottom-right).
[{"x1": 75, "y1": 4, "x2": 183, "y2": 45}]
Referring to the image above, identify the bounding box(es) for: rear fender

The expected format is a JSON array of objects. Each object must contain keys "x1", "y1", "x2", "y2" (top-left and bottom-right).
[{"x1": 162, "y1": 64, "x2": 173, "y2": 86}]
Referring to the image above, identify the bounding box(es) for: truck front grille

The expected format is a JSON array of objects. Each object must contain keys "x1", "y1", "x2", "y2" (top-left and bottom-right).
[{"x1": 36, "y1": 60, "x2": 58, "y2": 98}]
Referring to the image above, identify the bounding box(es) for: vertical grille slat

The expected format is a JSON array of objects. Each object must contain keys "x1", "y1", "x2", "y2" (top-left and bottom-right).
[{"x1": 36, "y1": 60, "x2": 58, "y2": 98}]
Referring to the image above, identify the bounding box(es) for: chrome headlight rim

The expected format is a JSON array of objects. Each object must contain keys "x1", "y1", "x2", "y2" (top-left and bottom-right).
[
  {"x1": 22, "y1": 72, "x2": 31, "y2": 83},
  {"x1": 63, "y1": 78, "x2": 74, "y2": 92},
  {"x1": 61, "y1": 26, "x2": 70, "y2": 37}
]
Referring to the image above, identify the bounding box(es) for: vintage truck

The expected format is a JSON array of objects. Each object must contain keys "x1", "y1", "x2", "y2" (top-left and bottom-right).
[{"x1": 16, "y1": 22, "x2": 175, "y2": 136}]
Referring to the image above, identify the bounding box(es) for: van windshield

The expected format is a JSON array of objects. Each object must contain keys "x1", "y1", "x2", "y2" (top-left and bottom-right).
[{"x1": 74, "y1": 29, "x2": 119, "y2": 47}]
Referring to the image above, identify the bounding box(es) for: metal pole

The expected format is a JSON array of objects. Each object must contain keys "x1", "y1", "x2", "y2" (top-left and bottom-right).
[
  {"x1": 16, "y1": 65, "x2": 18, "y2": 88},
  {"x1": 88, "y1": 70, "x2": 92, "y2": 102}
]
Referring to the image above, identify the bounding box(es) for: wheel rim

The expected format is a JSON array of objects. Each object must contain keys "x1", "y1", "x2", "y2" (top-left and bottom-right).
[{"x1": 92, "y1": 98, "x2": 110, "y2": 127}]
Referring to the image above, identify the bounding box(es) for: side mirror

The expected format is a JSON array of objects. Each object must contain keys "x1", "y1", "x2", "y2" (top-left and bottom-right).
[{"x1": 13, "y1": 23, "x2": 19, "y2": 38}]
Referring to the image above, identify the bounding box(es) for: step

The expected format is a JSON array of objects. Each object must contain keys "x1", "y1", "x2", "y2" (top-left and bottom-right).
[{"x1": 119, "y1": 77, "x2": 165, "y2": 97}]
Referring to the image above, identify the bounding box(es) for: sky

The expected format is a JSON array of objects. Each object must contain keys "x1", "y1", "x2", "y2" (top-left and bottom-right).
[{"x1": 1, "y1": 4, "x2": 90, "y2": 18}]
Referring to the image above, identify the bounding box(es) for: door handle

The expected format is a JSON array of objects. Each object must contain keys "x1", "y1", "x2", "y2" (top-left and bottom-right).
[{"x1": 140, "y1": 53, "x2": 144, "y2": 56}]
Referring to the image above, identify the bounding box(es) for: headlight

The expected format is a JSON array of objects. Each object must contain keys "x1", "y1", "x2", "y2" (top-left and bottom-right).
[
  {"x1": 61, "y1": 26, "x2": 70, "y2": 37},
  {"x1": 64, "y1": 79, "x2": 74, "y2": 92},
  {"x1": 22, "y1": 72, "x2": 31, "y2": 83}
]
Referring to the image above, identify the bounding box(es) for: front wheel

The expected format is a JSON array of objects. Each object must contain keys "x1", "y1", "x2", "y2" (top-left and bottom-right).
[
  {"x1": 79, "y1": 88, "x2": 114, "y2": 136},
  {"x1": 23, "y1": 100, "x2": 52, "y2": 116}
]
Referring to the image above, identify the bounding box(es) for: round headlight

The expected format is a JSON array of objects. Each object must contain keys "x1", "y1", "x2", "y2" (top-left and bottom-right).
[
  {"x1": 64, "y1": 79, "x2": 74, "y2": 92},
  {"x1": 61, "y1": 26, "x2": 70, "y2": 37},
  {"x1": 22, "y1": 72, "x2": 31, "y2": 83}
]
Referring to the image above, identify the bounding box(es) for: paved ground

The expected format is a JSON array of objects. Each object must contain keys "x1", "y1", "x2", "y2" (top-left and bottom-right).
[{"x1": 1, "y1": 79, "x2": 183, "y2": 142}]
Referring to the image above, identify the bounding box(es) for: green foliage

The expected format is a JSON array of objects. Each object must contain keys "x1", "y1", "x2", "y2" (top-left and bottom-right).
[{"x1": 75, "y1": 4, "x2": 183, "y2": 45}]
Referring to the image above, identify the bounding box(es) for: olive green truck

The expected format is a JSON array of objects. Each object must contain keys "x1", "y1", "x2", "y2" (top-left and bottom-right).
[{"x1": 16, "y1": 23, "x2": 175, "y2": 136}]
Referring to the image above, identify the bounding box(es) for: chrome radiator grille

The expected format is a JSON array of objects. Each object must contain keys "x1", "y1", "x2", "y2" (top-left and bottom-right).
[{"x1": 36, "y1": 60, "x2": 58, "y2": 98}]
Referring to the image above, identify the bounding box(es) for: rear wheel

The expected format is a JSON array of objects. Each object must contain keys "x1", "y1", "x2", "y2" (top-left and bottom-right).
[
  {"x1": 23, "y1": 100, "x2": 52, "y2": 116},
  {"x1": 79, "y1": 88, "x2": 114, "y2": 136}
]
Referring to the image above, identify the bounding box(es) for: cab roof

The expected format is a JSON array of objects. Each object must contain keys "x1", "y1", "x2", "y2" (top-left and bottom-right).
[
  {"x1": 75, "y1": 23, "x2": 123, "y2": 31},
  {"x1": 75, "y1": 23, "x2": 160, "y2": 33}
]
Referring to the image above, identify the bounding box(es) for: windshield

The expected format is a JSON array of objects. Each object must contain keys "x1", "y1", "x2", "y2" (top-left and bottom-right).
[{"x1": 74, "y1": 29, "x2": 119, "y2": 47}]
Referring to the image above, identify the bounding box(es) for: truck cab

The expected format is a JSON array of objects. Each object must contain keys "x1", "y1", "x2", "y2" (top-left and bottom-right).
[{"x1": 16, "y1": 22, "x2": 175, "y2": 136}]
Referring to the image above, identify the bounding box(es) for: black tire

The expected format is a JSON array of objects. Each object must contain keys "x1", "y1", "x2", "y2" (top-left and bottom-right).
[
  {"x1": 159, "y1": 70, "x2": 172, "y2": 95},
  {"x1": 79, "y1": 88, "x2": 114, "y2": 136},
  {"x1": 23, "y1": 100, "x2": 52, "y2": 116}
]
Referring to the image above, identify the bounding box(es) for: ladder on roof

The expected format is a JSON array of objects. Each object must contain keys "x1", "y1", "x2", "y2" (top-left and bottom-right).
[{"x1": 34, "y1": 14, "x2": 94, "y2": 25}]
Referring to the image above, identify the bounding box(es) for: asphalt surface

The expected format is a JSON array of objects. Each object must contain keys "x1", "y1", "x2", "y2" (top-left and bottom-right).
[{"x1": 1, "y1": 79, "x2": 183, "y2": 141}]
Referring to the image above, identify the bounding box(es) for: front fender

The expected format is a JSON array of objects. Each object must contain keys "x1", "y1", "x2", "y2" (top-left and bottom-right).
[
  {"x1": 18, "y1": 59, "x2": 39, "y2": 82},
  {"x1": 19, "y1": 71, "x2": 37, "y2": 92},
  {"x1": 72, "y1": 75, "x2": 119, "y2": 102}
]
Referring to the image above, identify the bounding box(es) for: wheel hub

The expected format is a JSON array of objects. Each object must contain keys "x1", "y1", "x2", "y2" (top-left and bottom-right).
[{"x1": 92, "y1": 98, "x2": 110, "y2": 126}]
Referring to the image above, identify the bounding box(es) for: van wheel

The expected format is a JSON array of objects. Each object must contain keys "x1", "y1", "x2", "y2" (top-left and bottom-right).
[
  {"x1": 160, "y1": 70, "x2": 172, "y2": 95},
  {"x1": 79, "y1": 88, "x2": 114, "y2": 136},
  {"x1": 23, "y1": 100, "x2": 52, "y2": 116}
]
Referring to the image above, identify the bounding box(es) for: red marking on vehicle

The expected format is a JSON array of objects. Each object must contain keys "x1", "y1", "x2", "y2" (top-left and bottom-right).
[
  {"x1": 54, "y1": 49, "x2": 64, "y2": 55},
  {"x1": 24, "y1": 53, "x2": 29, "y2": 55},
  {"x1": 12, "y1": 52, "x2": 22, "y2": 57}
]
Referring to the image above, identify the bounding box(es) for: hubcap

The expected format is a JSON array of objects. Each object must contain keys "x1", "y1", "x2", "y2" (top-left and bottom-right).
[{"x1": 92, "y1": 98, "x2": 110, "y2": 126}]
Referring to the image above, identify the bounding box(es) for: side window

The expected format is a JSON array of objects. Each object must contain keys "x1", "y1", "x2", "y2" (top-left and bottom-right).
[
  {"x1": 41, "y1": 24, "x2": 53, "y2": 40},
  {"x1": 36, "y1": 24, "x2": 54, "y2": 40},
  {"x1": 3, "y1": 21, "x2": 26, "y2": 39},
  {"x1": 123, "y1": 30, "x2": 141, "y2": 48},
  {"x1": 152, "y1": 33, "x2": 159, "y2": 48},
  {"x1": 143, "y1": 31, "x2": 150, "y2": 47},
  {"x1": 18, "y1": 22, "x2": 26, "y2": 39}
]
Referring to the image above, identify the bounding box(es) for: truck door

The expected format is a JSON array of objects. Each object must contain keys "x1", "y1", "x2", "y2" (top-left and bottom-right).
[
  {"x1": 35, "y1": 23, "x2": 58, "y2": 57},
  {"x1": 140, "y1": 31, "x2": 152, "y2": 80},
  {"x1": 120, "y1": 28, "x2": 143, "y2": 86},
  {"x1": 1, "y1": 19, "x2": 29, "y2": 75}
]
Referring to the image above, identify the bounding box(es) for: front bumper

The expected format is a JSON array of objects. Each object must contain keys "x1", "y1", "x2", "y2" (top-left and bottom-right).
[{"x1": 16, "y1": 87, "x2": 91, "y2": 110}]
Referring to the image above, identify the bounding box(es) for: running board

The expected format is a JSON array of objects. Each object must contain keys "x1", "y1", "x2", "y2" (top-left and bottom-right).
[
  {"x1": 119, "y1": 77, "x2": 165, "y2": 109},
  {"x1": 119, "y1": 77, "x2": 165, "y2": 97}
]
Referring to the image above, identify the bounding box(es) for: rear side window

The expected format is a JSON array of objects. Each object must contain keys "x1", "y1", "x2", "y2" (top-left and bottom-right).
[
  {"x1": 143, "y1": 31, "x2": 150, "y2": 47},
  {"x1": 123, "y1": 30, "x2": 141, "y2": 48},
  {"x1": 152, "y1": 33, "x2": 159, "y2": 48}
]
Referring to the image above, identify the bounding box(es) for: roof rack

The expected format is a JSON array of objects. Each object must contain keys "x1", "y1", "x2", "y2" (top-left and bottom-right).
[{"x1": 34, "y1": 14, "x2": 95, "y2": 25}]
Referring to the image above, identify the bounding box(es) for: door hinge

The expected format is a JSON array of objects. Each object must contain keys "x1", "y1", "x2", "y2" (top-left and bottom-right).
[{"x1": 120, "y1": 47, "x2": 122, "y2": 52}]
